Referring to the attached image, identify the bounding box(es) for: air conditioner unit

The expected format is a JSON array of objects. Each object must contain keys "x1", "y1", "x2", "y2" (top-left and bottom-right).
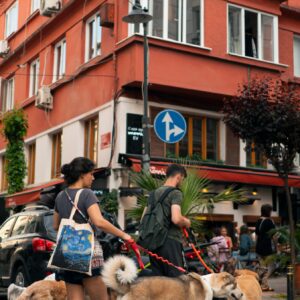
[
  {"x1": 39, "y1": 0, "x2": 61, "y2": 17},
  {"x1": 0, "y1": 40, "x2": 10, "y2": 58},
  {"x1": 35, "y1": 86, "x2": 53, "y2": 110}
]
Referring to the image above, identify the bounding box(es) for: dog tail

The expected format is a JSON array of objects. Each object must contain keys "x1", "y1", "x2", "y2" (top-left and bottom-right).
[
  {"x1": 102, "y1": 255, "x2": 137, "y2": 295},
  {"x1": 7, "y1": 283, "x2": 26, "y2": 300}
]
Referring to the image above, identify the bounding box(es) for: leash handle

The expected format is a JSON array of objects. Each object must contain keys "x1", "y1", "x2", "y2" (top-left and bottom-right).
[{"x1": 125, "y1": 239, "x2": 145, "y2": 270}]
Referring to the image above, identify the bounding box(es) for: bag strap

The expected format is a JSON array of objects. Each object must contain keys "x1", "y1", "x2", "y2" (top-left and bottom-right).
[
  {"x1": 65, "y1": 189, "x2": 88, "y2": 222},
  {"x1": 150, "y1": 187, "x2": 178, "y2": 208},
  {"x1": 258, "y1": 218, "x2": 266, "y2": 233}
]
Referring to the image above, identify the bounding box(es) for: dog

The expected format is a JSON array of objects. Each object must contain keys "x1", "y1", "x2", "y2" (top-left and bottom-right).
[
  {"x1": 16, "y1": 280, "x2": 67, "y2": 300},
  {"x1": 7, "y1": 283, "x2": 26, "y2": 300},
  {"x1": 226, "y1": 269, "x2": 262, "y2": 300},
  {"x1": 102, "y1": 255, "x2": 239, "y2": 300}
]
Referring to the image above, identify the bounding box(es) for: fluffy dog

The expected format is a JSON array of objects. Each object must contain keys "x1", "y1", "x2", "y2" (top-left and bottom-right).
[
  {"x1": 102, "y1": 255, "x2": 239, "y2": 300},
  {"x1": 16, "y1": 280, "x2": 67, "y2": 300},
  {"x1": 227, "y1": 269, "x2": 262, "y2": 300}
]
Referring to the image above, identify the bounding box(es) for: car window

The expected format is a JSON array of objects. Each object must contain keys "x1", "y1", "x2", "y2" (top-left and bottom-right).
[
  {"x1": 11, "y1": 216, "x2": 29, "y2": 236},
  {"x1": 43, "y1": 214, "x2": 57, "y2": 240},
  {"x1": 25, "y1": 215, "x2": 37, "y2": 233},
  {"x1": 0, "y1": 217, "x2": 16, "y2": 240}
]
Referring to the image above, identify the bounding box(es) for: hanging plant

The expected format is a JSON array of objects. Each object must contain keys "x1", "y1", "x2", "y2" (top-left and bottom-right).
[{"x1": 2, "y1": 109, "x2": 28, "y2": 194}]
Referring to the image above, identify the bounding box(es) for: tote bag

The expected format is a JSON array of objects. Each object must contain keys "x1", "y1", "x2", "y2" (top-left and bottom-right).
[{"x1": 48, "y1": 189, "x2": 95, "y2": 275}]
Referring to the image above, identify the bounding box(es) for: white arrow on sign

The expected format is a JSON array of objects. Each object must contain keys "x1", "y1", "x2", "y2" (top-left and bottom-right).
[{"x1": 162, "y1": 112, "x2": 184, "y2": 142}]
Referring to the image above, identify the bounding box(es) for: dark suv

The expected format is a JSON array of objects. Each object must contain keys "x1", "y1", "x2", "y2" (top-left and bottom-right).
[{"x1": 0, "y1": 206, "x2": 56, "y2": 292}]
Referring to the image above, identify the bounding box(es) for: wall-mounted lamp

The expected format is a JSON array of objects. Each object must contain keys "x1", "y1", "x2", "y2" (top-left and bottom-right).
[
  {"x1": 202, "y1": 188, "x2": 209, "y2": 193},
  {"x1": 252, "y1": 188, "x2": 258, "y2": 196}
]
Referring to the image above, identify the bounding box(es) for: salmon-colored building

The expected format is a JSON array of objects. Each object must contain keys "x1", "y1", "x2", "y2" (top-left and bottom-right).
[{"x1": 0, "y1": 0, "x2": 300, "y2": 229}]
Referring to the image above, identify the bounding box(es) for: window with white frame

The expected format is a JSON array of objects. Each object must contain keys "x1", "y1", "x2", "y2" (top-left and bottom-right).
[
  {"x1": 228, "y1": 4, "x2": 278, "y2": 63},
  {"x1": 29, "y1": 59, "x2": 39, "y2": 97},
  {"x1": 53, "y1": 39, "x2": 66, "y2": 82},
  {"x1": 1, "y1": 78, "x2": 14, "y2": 112},
  {"x1": 5, "y1": 1, "x2": 18, "y2": 38},
  {"x1": 294, "y1": 35, "x2": 300, "y2": 77},
  {"x1": 31, "y1": 0, "x2": 40, "y2": 13},
  {"x1": 85, "y1": 14, "x2": 101, "y2": 61},
  {"x1": 130, "y1": 0, "x2": 204, "y2": 47}
]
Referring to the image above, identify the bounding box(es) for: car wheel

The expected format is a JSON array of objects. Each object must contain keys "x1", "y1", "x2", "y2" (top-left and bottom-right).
[{"x1": 13, "y1": 266, "x2": 29, "y2": 287}]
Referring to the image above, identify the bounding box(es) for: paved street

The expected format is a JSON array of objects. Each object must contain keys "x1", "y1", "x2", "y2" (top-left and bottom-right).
[{"x1": 263, "y1": 276, "x2": 300, "y2": 300}]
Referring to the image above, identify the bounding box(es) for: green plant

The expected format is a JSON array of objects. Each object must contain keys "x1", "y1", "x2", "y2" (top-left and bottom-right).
[
  {"x1": 2, "y1": 109, "x2": 28, "y2": 194},
  {"x1": 127, "y1": 170, "x2": 246, "y2": 232},
  {"x1": 99, "y1": 189, "x2": 119, "y2": 215}
]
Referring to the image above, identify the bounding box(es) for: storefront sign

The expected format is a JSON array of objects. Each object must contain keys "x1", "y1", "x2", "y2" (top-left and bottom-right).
[{"x1": 126, "y1": 114, "x2": 143, "y2": 155}]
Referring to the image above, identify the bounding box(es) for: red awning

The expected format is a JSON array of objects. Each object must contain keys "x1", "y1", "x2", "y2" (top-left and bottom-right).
[
  {"x1": 5, "y1": 179, "x2": 63, "y2": 208},
  {"x1": 129, "y1": 158, "x2": 300, "y2": 188}
]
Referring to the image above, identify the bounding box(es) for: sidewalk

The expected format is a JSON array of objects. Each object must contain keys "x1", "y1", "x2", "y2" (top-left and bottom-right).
[{"x1": 262, "y1": 276, "x2": 300, "y2": 300}]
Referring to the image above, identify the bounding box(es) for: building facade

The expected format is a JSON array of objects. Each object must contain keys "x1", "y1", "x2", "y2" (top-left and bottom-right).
[{"x1": 0, "y1": 0, "x2": 300, "y2": 229}]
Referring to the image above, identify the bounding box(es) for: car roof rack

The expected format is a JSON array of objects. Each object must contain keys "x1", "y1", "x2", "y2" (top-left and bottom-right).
[{"x1": 22, "y1": 205, "x2": 50, "y2": 212}]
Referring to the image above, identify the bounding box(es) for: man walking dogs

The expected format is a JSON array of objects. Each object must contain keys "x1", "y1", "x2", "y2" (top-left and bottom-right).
[{"x1": 138, "y1": 164, "x2": 191, "y2": 277}]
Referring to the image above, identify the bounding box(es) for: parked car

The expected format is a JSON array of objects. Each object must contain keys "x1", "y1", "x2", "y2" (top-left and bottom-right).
[{"x1": 0, "y1": 206, "x2": 56, "y2": 291}]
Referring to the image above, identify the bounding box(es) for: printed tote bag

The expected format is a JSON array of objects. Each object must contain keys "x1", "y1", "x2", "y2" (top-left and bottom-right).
[{"x1": 48, "y1": 189, "x2": 95, "y2": 275}]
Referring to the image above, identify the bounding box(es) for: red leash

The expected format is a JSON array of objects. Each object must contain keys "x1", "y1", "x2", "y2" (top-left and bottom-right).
[
  {"x1": 125, "y1": 239, "x2": 187, "y2": 273},
  {"x1": 182, "y1": 228, "x2": 214, "y2": 274}
]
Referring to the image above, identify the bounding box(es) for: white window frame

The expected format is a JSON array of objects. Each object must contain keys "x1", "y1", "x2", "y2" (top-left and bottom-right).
[
  {"x1": 128, "y1": 0, "x2": 205, "y2": 47},
  {"x1": 85, "y1": 14, "x2": 102, "y2": 62},
  {"x1": 31, "y1": 0, "x2": 40, "y2": 13},
  {"x1": 294, "y1": 35, "x2": 300, "y2": 78},
  {"x1": 227, "y1": 4, "x2": 278, "y2": 63},
  {"x1": 5, "y1": 1, "x2": 18, "y2": 38},
  {"x1": 29, "y1": 58, "x2": 40, "y2": 97},
  {"x1": 2, "y1": 78, "x2": 14, "y2": 112},
  {"x1": 53, "y1": 39, "x2": 66, "y2": 82}
]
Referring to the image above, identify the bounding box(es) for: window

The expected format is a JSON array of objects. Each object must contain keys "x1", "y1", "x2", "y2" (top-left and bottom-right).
[
  {"x1": 29, "y1": 59, "x2": 39, "y2": 97},
  {"x1": 246, "y1": 143, "x2": 267, "y2": 168},
  {"x1": 85, "y1": 14, "x2": 101, "y2": 61},
  {"x1": 31, "y1": 0, "x2": 40, "y2": 13},
  {"x1": 0, "y1": 217, "x2": 15, "y2": 240},
  {"x1": 51, "y1": 132, "x2": 62, "y2": 178},
  {"x1": 130, "y1": 0, "x2": 204, "y2": 47},
  {"x1": 11, "y1": 216, "x2": 28, "y2": 236},
  {"x1": 5, "y1": 1, "x2": 18, "y2": 37},
  {"x1": 27, "y1": 143, "x2": 36, "y2": 185},
  {"x1": 165, "y1": 115, "x2": 220, "y2": 161},
  {"x1": 53, "y1": 39, "x2": 66, "y2": 82},
  {"x1": 294, "y1": 36, "x2": 300, "y2": 77},
  {"x1": 228, "y1": 4, "x2": 278, "y2": 62},
  {"x1": 1, "y1": 156, "x2": 7, "y2": 192},
  {"x1": 1, "y1": 77, "x2": 14, "y2": 112},
  {"x1": 84, "y1": 117, "x2": 98, "y2": 163}
]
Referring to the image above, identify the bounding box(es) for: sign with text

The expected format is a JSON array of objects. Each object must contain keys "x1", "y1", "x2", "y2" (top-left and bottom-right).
[{"x1": 126, "y1": 114, "x2": 143, "y2": 155}]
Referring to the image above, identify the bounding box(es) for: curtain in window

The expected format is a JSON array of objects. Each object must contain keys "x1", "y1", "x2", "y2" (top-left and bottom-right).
[
  {"x1": 228, "y1": 6, "x2": 242, "y2": 54},
  {"x1": 186, "y1": 0, "x2": 201, "y2": 45},
  {"x1": 294, "y1": 37, "x2": 300, "y2": 77},
  {"x1": 168, "y1": 0, "x2": 179, "y2": 41},
  {"x1": 152, "y1": 0, "x2": 163, "y2": 37},
  {"x1": 262, "y1": 15, "x2": 274, "y2": 61}
]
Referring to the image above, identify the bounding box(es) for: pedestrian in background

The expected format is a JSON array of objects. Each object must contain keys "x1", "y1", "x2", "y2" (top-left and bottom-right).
[
  {"x1": 139, "y1": 164, "x2": 191, "y2": 278},
  {"x1": 53, "y1": 157, "x2": 132, "y2": 300},
  {"x1": 255, "y1": 204, "x2": 277, "y2": 292},
  {"x1": 221, "y1": 226, "x2": 233, "y2": 253}
]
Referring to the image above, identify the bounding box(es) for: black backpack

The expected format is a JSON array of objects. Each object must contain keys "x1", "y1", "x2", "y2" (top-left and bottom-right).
[{"x1": 137, "y1": 187, "x2": 177, "y2": 251}]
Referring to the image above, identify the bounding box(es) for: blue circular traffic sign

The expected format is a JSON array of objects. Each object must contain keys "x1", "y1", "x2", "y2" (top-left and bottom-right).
[{"x1": 154, "y1": 109, "x2": 187, "y2": 144}]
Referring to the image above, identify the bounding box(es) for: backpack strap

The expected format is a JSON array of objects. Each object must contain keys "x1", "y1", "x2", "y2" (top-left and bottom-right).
[{"x1": 150, "y1": 187, "x2": 178, "y2": 208}]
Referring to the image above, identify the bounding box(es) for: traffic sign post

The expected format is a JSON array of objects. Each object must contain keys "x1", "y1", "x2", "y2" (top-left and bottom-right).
[{"x1": 154, "y1": 109, "x2": 187, "y2": 144}]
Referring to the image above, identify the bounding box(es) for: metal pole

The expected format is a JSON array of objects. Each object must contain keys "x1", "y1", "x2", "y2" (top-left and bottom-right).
[
  {"x1": 287, "y1": 265, "x2": 294, "y2": 300},
  {"x1": 142, "y1": 22, "x2": 150, "y2": 172}
]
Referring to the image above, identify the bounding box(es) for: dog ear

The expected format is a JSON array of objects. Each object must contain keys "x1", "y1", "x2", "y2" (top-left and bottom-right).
[{"x1": 187, "y1": 272, "x2": 202, "y2": 283}]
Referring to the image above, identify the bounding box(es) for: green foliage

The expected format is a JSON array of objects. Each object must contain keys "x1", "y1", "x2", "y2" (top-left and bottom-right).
[
  {"x1": 127, "y1": 170, "x2": 246, "y2": 229},
  {"x1": 223, "y1": 78, "x2": 300, "y2": 176},
  {"x1": 99, "y1": 189, "x2": 119, "y2": 214},
  {"x1": 2, "y1": 109, "x2": 28, "y2": 194}
]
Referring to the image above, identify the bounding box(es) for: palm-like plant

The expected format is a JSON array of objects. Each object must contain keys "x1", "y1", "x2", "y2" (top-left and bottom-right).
[{"x1": 127, "y1": 170, "x2": 246, "y2": 227}]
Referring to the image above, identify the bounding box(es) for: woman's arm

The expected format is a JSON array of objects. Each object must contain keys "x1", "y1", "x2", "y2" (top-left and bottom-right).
[
  {"x1": 87, "y1": 204, "x2": 131, "y2": 241},
  {"x1": 53, "y1": 211, "x2": 60, "y2": 231}
]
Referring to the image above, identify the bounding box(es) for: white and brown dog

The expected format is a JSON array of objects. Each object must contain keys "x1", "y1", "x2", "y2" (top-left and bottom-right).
[{"x1": 102, "y1": 255, "x2": 241, "y2": 300}]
